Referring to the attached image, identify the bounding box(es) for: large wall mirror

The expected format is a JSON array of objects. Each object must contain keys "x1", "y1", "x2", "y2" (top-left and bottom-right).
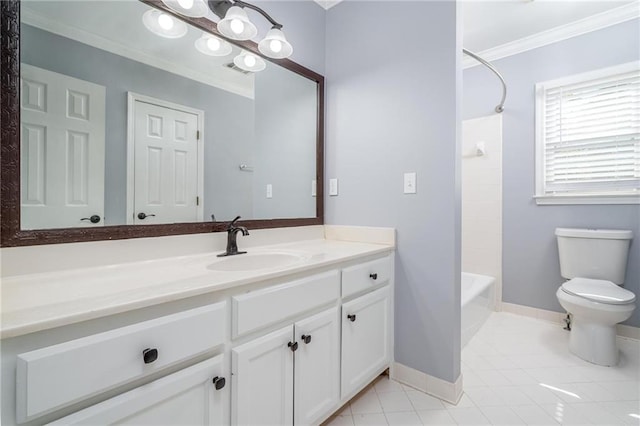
[{"x1": 1, "y1": 0, "x2": 324, "y2": 246}]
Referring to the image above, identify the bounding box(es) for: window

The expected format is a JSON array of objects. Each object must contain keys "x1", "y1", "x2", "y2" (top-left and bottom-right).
[{"x1": 535, "y1": 61, "x2": 640, "y2": 205}]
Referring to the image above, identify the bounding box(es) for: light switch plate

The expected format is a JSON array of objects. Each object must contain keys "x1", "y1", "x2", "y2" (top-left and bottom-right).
[
  {"x1": 404, "y1": 172, "x2": 417, "y2": 194},
  {"x1": 312, "y1": 180, "x2": 317, "y2": 197},
  {"x1": 329, "y1": 178, "x2": 338, "y2": 196},
  {"x1": 266, "y1": 184, "x2": 273, "y2": 198}
]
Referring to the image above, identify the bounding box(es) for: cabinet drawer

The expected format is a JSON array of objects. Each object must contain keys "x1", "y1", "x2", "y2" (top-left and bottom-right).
[
  {"x1": 47, "y1": 355, "x2": 227, "y2": 426},
  {"x1": 17, "y1": 302, "x2": 226, "y2": 423},
  {"x1": 341, "y1": 255, "x2": 392, "y2": 298},
  {"x1": 232, "y1": 271, "x2": 340, "y2": 338}
]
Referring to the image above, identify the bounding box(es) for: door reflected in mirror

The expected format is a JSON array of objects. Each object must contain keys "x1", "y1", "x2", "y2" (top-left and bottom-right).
[{"x1": 19, "y1": 0, "x2": 318, "y2": 230}]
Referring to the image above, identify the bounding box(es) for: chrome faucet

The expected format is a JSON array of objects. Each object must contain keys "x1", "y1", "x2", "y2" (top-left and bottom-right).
[{"x1": 218, "y1": 216, "x2": 249, "y2": 257}]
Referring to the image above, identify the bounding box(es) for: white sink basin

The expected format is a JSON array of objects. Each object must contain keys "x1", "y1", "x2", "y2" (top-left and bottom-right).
[{"x1": 206, "y1": 251, "x2": 309, "y2": 272}]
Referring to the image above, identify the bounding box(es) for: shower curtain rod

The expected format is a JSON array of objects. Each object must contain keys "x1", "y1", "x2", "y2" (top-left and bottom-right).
[{"x1": 463, "y1": 48, "x2": 506, "y2": 113}]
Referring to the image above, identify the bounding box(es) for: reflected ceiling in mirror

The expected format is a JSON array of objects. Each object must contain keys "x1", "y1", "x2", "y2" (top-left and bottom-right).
[{"x1": 19, "y1": 0, "x2": 319, "y2": 230}]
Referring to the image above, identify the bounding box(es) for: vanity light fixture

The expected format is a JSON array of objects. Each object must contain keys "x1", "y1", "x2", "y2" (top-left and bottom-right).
[
  {"x1": 209, "y1": 0, "x2": 293, "y2": 59},
  {"x1": 195, "y1": 33, "x2": 233, "y2": 56},
  {"x1": 233, "y1": 51, "x2": 266, "y2": 72},
  {"x1": 142, "y1": 9, "x2": 188, "y2": 39},
  {"x1": 216, "y1": 5, "x2": 258, "y2": 41},
  {"x1": 161, "y1": 0, "x2": 209, "y2": 18}
]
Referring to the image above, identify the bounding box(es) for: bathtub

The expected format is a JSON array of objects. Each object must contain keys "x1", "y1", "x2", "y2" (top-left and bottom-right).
[{"x1": 461, "y1": 272, "x2": 496, "y2": 347}]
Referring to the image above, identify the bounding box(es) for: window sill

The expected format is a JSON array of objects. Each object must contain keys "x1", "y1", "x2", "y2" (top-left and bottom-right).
[{"x1": 534, "y1": 194, "x2": 640, "y2": 205}]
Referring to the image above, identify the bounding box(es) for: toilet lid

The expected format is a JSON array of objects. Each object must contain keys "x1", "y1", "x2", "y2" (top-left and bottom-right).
[{"x1": 561, "y1": 278, "x2": 636, "y2": 305}]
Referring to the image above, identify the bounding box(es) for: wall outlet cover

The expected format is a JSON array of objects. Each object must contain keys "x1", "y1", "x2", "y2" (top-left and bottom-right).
[
  {"x1": 266, "y1": 184, "x2": 273, "y2": 198},
  {"x1": 312, "y1": 180, "x2": 317, "y2": 197}
]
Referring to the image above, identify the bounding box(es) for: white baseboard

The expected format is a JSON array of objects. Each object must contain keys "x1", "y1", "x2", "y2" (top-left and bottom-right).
[
  {"x1": 500, "y1": 302, "x2": 640, "y2": 340},
  {"x1": 390, "y1": 362, "x2": 463, "y2": 405}
]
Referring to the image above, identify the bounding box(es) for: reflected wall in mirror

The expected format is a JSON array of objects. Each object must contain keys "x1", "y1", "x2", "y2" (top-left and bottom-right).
[{"x1": 18, "y1": 0, "x2": 319, "y2": 230}]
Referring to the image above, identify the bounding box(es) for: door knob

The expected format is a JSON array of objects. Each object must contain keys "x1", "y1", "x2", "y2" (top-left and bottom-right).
[
  {"x1": 212, "y1": 376, "x2": 226, "y2": 390},
  {"x1": 301, "y1": 334, "x2": 312, "y2": 344},
  {"x1": 347, "y1": 314, "x2": 356, "y2": 322},
  {"x1": 288, "y1": 341, "x2": 298, "y2": 352},
  {"x1": 142, "y1": 348, "x2": 158, "y2": 364},
  {"x1": 81, "y1": 215, "x2": 101, "y2": 224},
  {"x1": 369, "y1": 273, "x2": 378, "y2": 280},
  {"x1": 137, "y1": 212, "x2": 156, "y2": 220}
]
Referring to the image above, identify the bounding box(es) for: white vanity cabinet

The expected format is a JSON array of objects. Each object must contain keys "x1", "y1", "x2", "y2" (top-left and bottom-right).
[
  {"x1": 4, "y1": 250, "x2": 394, "y2": 426},
  {"x1": 341, "y1": 285, "x2": 392, "y2": 399},
  {"x1": 47, "y1": 355, "x2": 227, "y2": 426},
  {"x1": 231, "y1": 307, "x2": 340, "y2": 426}
]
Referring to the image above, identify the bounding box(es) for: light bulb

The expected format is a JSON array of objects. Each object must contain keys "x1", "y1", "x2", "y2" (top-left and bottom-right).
[
  {"x1": 244, "y1": 54, "x2": 256, "y2": 68},
  {"x1": 158, "y1": 13, "x2": 174, "y2": 30},
  {"x1": 177, "y1": 0, "x2": 194, "y2": 9},
  {"x1": 269, "y1": 39, "x2": 282, "y2": 53},
  {"x1": 206, "y1": 37, "x2": 221, "y2": 51},
  {"x1": 230, "y1": 18, "x2": 244, "y2": 35}
]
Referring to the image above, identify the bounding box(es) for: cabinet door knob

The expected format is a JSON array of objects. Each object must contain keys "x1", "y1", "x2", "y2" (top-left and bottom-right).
[
  {"x1": 301, "y1": 334, "x2": 312, "y2": 344},
  {"x1": 142, "y1": 348, "x2": 158, "y2": 364},
  {"x1": 288, "y1": 341, "x2": 298, "y2": 352},
  {"x1": 369, "y1": 273, "x2": 378, "y2": 280},
  {"x1": 212, "y1": 376, "x2": 226, "y2": 390},
  {"x1": 81, "y1": 215, "x2": 101, "y2": 224},
  {"x1": 347, "y1": 314, "x2": 356, "y2": 322}
]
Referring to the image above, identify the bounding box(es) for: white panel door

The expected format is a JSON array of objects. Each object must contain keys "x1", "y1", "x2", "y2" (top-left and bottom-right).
[
  {"x1": 341, "y1": 286, "x2": 391, "y2": 398},
  {"x1": 294, "y1": 307, "x2": 340, "y2": 426},
  {"x1": 47, "y1": 355, "x2": 227, "y2": 426},
  {"x1": 232, "y1": 325, "x2": 294, "y2": 426},
  {"x1": 20, "y1": 64, "x2": 105, "y2": 229},
  {"x1": 133, "y1": 100, "x2": 199, "y2": 225}
]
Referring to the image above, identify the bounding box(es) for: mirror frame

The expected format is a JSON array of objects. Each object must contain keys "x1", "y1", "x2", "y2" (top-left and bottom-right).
[{"x1": 0, "y1": 0, "x2": 324, "y2": 247}]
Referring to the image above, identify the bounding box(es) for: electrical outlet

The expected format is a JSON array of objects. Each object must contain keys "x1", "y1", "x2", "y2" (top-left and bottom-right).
[
  {"x1": 312, "y1": 180, "x2": 317, "y2": 197},
  {"x1": 404, "y1": 172, "x2": 416, "y2": 194},
  {"x1": 329, "y1": 178, "x2": 338, "y2": 196},
  {"x1": 266, "y1": 184, "x2": 273, "y2": 198}
]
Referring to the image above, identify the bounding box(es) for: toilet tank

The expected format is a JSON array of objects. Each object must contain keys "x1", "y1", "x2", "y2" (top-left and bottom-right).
[{"x1": 556, "y1": 228, "x2": 633, "y2": 284}]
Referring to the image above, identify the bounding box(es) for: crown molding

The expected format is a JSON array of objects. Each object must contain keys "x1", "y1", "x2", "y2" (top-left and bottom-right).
[{"x1": 463, "y1": 2, "x2": 640, "y2": 69}]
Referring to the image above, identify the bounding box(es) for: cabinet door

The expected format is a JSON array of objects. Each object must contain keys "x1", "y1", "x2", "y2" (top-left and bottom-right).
[
  {"x1": 47, "y1": 355, "x2": 227, "y2": 425},
  {"x1": 294, "y1": 307, "x2": 340, "y2": 426},
  {"x1": 232, "y1": 325, "x2": 294, "y2": 426},
  {"x1": 341, "y1": 286, "x2": 391, "y2": 398}
]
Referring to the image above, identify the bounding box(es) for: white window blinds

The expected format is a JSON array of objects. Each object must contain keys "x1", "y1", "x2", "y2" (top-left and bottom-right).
[{"x1": 537, "y1": 64, "x2": 640, "y2": 197}]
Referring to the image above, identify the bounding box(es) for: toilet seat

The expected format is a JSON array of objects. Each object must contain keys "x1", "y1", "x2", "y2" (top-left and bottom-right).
[{"x1": 561, "y1": 278, "x2": 636, "y2": 305}]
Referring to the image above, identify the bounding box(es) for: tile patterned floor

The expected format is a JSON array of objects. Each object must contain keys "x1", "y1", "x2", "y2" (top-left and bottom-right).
[{"x1": 326, "y1": 312, "x2": 640, "y2": 425}]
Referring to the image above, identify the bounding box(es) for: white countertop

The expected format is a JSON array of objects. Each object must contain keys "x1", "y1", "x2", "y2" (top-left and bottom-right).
[{"x1": 1, "y1": 239, "x2": 393, "y2": 339}]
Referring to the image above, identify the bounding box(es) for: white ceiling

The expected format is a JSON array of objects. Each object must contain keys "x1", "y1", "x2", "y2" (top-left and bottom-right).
[
  {"x1": 462, "y1": 0, "x2": 636, "y2": 52},
  {"x1": 314, "y1": 0, "x2": 636, "y2": 52}
]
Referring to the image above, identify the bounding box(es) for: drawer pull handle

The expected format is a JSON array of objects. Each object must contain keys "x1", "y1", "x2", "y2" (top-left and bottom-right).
[
  {"x1": 142, "y1": 348, "x2": 158, "y2": 364},
  {"x1": 347, "y1": 314, "x2": 356, "y2": 322},
  {"x1": 370, "y1": 273, "x2": 378, "y2": 280},
  {"x1": 301, "y1": 334, "x2": 312, "y2": 344},
  {"x1": 288, "y1": 341, "x2": 298, "y2": 352},
  {"x1": 212, "y1": 376, "x2": 226, "y2": 390}
]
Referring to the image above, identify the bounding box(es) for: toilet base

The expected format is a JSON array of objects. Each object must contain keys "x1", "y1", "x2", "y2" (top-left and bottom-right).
[{"x1": 569, "y1": 318, "x2": 618, "y2": 366}]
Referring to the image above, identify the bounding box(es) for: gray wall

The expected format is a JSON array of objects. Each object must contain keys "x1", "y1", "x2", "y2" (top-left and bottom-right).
[
  {"x1": 463, "y1": 19, "x2": 640, "y2": 326},
  {"x1": 21, "y1": 24, "x2": 255, "y2": 225},
  {"x1": 253, "y1": 65, "x2": 317, "y2": 219},
  {"x1": 325, "y1": 1, "x2": 462, "y2": 382}
]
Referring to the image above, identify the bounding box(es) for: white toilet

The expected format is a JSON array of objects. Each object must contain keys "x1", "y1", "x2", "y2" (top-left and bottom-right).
[{"x1": 555, "y1": 228, "x2": 636, "y2": 366}]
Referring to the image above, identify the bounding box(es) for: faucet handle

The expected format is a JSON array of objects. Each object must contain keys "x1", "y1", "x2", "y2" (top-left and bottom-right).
[{"x1": 228, "y1": 215, "x2": 241, "y2": 230}]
